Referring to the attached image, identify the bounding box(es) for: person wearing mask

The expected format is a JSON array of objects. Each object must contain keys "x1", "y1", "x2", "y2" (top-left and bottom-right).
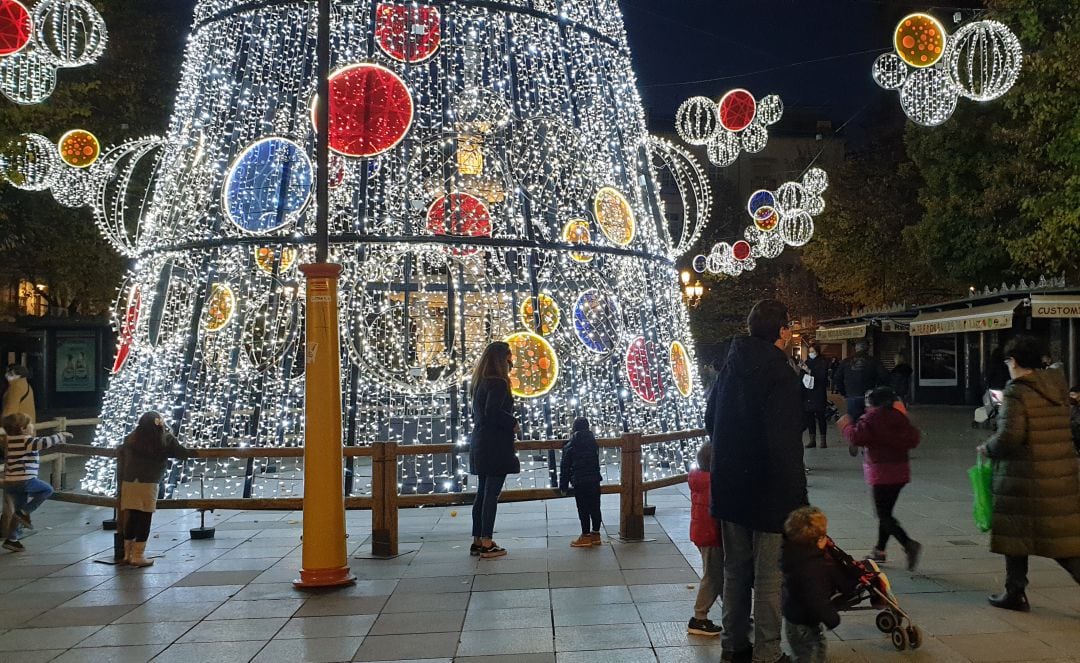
[
  {"x1": 801, "y1": 345, "x2": 829, "y2": 449},
  {"x1": 710, "y1": 300, "x2": 806, "y2": 663},
  {"x1": 978, "y1": 336, "x2": 1080, "y2": 611}
]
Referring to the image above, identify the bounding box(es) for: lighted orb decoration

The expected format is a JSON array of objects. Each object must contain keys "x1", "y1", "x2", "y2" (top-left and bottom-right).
[
  {"x1": 57, "y1": 128, "x2": 99, "y2": 168},
  {"x1": 669, "y1": 341, "x2": 693, "y2": 398},
  {"x1": 874, "y1": 15, "x2": 1022, "y2": 126},
  {"x1": 521, "y1": 293, "x2": 560, "y2": 336},
  {"x1": 675, "y1": 96, "x2": 719, "y2": 146},
  {"x1": 33, "y1": 0, "x2": 107, "y2": 68},
  {"x1": 111, "y1": 285, "x2": 140, "y2": 374},
  {"x1": 748, "y1": 189, "x2": 776, "y2": 219},
  {"x1": 745, "y1": 225, "x2": 785, "y2": 260},
  {"x1": 0, "y1": 48, "x2": 56, "y2": 104},
  {"x1": 2, "y1": 132, "x2": 60, "y2": 190},
  {"x1": 224, "y1": 137, "x2": 313, "y2": 233},
  {"x1": 691, "y1": 254, "x2": 708, "y2": 274},
  {"x1": 718, "y1": 89, "x2": 756, "y2": 132},
  {"x1": 0, "y1": 0, "x2": 31, "y2": 56},
  {"x1": 701, "y1": 240, "x2": 755, "y2": 278},
  {"x1": 593, "y1": 186, "x2": 635, "y2": 247},
  {"x1": 683, "y1": 90, "x2": 782, "y2": 167},
  {"x1": 89, "y1": 137, "x2": 166, "y2": 257},
  {"x1": 374, "y1": 2, "x2": 441, "y2": 64},
  {"x1": 255, "y1": 246, "x2": 298, "y2": 274},
  {"x1": 202, "y1": 283, "x2": 236, "y2": 332},
  {"x1": 732, "y1": 240, "x2": 752, "y2": 262},
  {"x1": 573, "y1": 288, "x2": 621, "y2": 355},
  {"x1": 562, "y1": 218, "x2": 593, "y2": 263},
  {"x1": 625, "y1": 336, "x2": 665, "y2": 404},
  {"x1": 705, "y1": 129, "x2": 741, "y2": 168},
  {"x1": 648, "y1": 136, "x2": 712, "y2": 258},
  {"x1": 50, "y1": 164, "x2": 93, "y2": 208},
  {"x1": 426, "y1": 192, "x2": 493, "y2": 249},
  {"x1": 326, "y1": 63, "x2": 414, "y2": 158},
  {"x1": 506, "y1": 331, "x2": 559, "y2": 399}
]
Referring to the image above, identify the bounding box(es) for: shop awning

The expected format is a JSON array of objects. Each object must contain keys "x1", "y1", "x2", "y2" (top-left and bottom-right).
[
  {"x1": 816, "y1": 323, "x2": 868, "y2": 342},
  {"x1": 910, "y1": 300, "x2": 1019, "y2": 336},
  {"x1": 1030, "y1": 294, "x2": 1080, "y2": 318}
]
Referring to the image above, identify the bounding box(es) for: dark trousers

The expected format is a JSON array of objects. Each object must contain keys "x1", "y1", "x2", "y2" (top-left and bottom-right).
[
  {"x1": 573, "y1": 482, "x2": 602, "y2": 534},
  {"x1": 124, "y1": 510, "x2": 154, "y2": 543},
  {"x1": 1005, "y1": 555, "x2": 1080, "y2": 594},
  {"x1": 471, "y1": 474, "x2": 506, "y2": 539},
  {"x1": 872, "y1": 483, "x2": 911, "y2": 550},
  {"x1": 845, "y1": 398, "x2": 866, "y2": 421},
  {"x1": 803, "y1": 410, "x2": 827, "y2": 440}
]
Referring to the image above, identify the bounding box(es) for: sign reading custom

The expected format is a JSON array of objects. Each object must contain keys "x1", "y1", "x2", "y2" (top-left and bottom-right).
[
  {"x1": 910, "y1": 300, "x2": 1018, "y2": 336},
  {"x1": 1030, "y1": 295, "x2": 1080, "y2": 319}
]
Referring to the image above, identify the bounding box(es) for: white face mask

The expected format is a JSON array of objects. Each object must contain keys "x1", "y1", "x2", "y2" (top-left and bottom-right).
[
  {"x1": 5, "y1": 373, "x2": 17, "y2": 382},
  {"x1": 809, "y1": 352, "x2": 817, "y2": 359}
]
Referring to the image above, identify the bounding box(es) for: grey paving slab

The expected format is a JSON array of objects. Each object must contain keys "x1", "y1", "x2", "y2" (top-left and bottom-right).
[
  {"x1": 294, "y1": 596, "x2": 389, "y2": 617},
  {"x1": 352, "y1": 631, "x2": 460, "y2": 661},
  {"x1": 52, "y1": 644, "x2": 168, "y2": 663},
  {"x1": 253, "y1": 636, "x2": 365, "y2": 663},
  {"x1": 463, "y1": 606, "x2": 551, "y2": 631},
  {"x1": 555, "y1": 623, "x2": 651, "y2": 651},
  {"x1": 552, "y1": 601, "x2": 641, "y2": 626},
  {"x1": 0, "y1": 625, "x2": 104, "y2": 651},
  {"x1": 151, "y1": 639, "x2": 267, "y2": 663},
  {"x1": 277, "y1": 614, "x2": 378, "y2": 639},
  {"x1": 381, "y1": 591, "x2": 469, "y2": 614},
  {"x1": 205, "y1": 598, "x2": 306, "y2": 620},
  {"x1": 558, "y1": 649, "x2": 657, "y2": 663},
  {"x1": 456, "y1": 626, "x2": 555, "y2": 656},
  {"x1": 76, "y1": 620, "x2": 197, "y2": 647},
  {"x1": 369, "y1": 610, "x2": 462, "y2": 635},
  {"x1": 176, "y1": 617, "x2": 288, "y2": 643},
  {"x1": 112, "y1": 600, "x2": 223, "y2": 624}
]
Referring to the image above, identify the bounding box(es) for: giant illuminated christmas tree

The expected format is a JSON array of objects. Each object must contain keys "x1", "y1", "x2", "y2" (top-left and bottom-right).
[{"x1": 83, "y1": 0, "x2": 708, "y2": 498}]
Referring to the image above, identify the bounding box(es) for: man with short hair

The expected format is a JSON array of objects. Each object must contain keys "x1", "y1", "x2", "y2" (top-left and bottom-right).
[
  {"x1": 834, "y1": 340, "x2": 890, "y2": 422},
  {"x1": 709, "y1": 299, "x2": 807, "y2": 663}
]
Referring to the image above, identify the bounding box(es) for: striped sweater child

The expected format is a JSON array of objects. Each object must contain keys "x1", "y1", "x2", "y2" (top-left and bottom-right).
[{"x1": 3, "y1": 433, "x2": 65, "y2": 482}]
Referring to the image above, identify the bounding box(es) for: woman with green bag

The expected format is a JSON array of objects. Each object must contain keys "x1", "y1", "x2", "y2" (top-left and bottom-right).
[{"x1": 977, "y1": 336, "x2": 1080, "y2": 612}]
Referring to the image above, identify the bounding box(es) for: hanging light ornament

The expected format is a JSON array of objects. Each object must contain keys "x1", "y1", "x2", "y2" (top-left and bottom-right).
[
  {"x1": 647, "y1": 136, "x2": 712, "y2": 258},
  {"x1": 675, "y1": 96, "x2": 719, "y2": 146},
  {"x1": 678, "y1": 90, "x2": 783, "y2": 167},
  {"x1": 0, "y1": 48, "x2": 55, "y2": 104},
  {"x1": 2, "y1": 132, "x2": 60, "y2": 190},
  {"x1": 0, "y1": 0, "x2": 32, "y2": 56},
  {"x1": 57, "y1": 128, "x2": 99, "y2": 168},
  {"x1": 32, "y1": 0, "x2": 106, "y2": 67},
  {"x1": 943, "y1": 20, "x2": 1023, "y2": 101}
]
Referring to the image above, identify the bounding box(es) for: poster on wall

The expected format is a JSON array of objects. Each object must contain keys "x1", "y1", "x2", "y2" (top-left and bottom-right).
[
  {"x1": 56, "y1": 333, "x2": 96, "y2": 393},
  {"x1": 918, "y1": 335, "x2": 958, "y2": 387}
]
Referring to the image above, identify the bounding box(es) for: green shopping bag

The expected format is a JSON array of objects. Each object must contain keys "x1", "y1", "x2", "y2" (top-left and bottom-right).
[{"x1": 969, "y1": 453, "x2": 993, "y2": 533}]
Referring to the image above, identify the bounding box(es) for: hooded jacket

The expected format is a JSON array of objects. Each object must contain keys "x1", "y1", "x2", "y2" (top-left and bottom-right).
[
  {"x1": 985, "y1": 368, "x2": 1080, "y2": 559},
  {"x1": 688, "y1": 469, "x2": 720, "y2": 547},
  {"x1": 469, "y1": 377, "x2": 520, "y2": 477},
  {"x1": 834, "y1": 352, "x2": 889, "y2": 399},
  {"x1": 782, "y1": 539, "x2": 843, "y2": 629},
  {"x1": 841, "y1": 405, "x2": 920, "y2": 486},
  {"x1": 560, "y1": 424, "x2": 601, "y2": 489},
  {"x1": 709, "y1": 335, "x2": 807, "y2": 533}
]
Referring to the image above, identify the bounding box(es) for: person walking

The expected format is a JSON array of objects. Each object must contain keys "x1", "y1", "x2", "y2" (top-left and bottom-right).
[
  {"x1": 468, "y1": 341, "x2": 520, "y2": 560},
  {"x1": 119, "y1": 412, "x2": 191, "y2": 566},
  {"x1": 710, "y1": 299, "x2": 807, "y2": 663},
  {"x1": 834, "y1": 341, "x2": 889, "y2": 422},
  {"x1": 839, "y1": 386, "x2": 922, "y2": 569},
  {"x1": 2, "y1": 413, "x2": 71, "y2": 552},
  {"x1": 890, "y1": 354, "x2": 913, "y2": 405},
  {"x1": 977, "y1": 336, "x2": 1080, "y2": 611},
  {"x1": 687, "y1": 442, "x2": 723, "y2": 636},
  {"x1": 560, "y1": 417, "x2": 603, "y2": 547},
  {"x1": 801, "y1": 346, "x2": 829, "y2": 449}
]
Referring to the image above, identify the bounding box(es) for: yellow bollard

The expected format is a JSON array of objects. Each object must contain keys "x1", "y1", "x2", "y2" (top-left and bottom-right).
[{"x1": 294, "y1": 263, "x2": 355, "y2": 588}]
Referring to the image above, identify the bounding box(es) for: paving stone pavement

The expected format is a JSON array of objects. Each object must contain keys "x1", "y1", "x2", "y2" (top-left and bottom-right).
[{"x1": 0, "y1": 406, "x2": 1078, "y2": 662}]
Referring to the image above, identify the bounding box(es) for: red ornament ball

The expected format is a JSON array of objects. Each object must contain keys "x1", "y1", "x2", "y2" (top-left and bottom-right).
[
  {"x1": 375, "y1": 2, "x2": 441, "y2": 64},
  {"x1": 0, "y1": 0, "x2": 32, "y2": 57},
  {"x1": 326, "y1": 63, "x2": 414, "y2": 158},
  {"x1": 718, "y1": 89, "x2": 757, "y2": 132},
  {"x1": 626, "y1": 336, "x2": 665, "y2": 404},
  {"x1": 427, "y1": 193, "x2": 492, "y2": 254},
  {"x1": 112, "y1": 286, "x2": 141, "y2": 374},
  {"x1": 732, "y1": 240, "x2": 752, "y2": 261}
]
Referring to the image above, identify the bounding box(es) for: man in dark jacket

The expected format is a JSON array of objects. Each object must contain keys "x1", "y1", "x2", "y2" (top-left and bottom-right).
[
  {"x1": 834, "y1": 340, "x2": 890, "y2": 422},
  {"x1": 710, "y1": 299, "x2": 807, "y2": 663},
  {"x1": 801, "y1": 345, "x2": 829, "y2": 449}
]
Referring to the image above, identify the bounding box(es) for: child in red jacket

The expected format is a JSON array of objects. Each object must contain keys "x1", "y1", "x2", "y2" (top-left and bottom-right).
[
  {"x1": 687, "y1": 442, "x2": 723, "y2": 636},
  {"x1": 839, "y1": 386, "x2": 922, "y2": 570}
]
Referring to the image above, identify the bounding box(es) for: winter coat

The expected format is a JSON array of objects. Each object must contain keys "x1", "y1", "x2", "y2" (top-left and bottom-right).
[
  {"x1": 119, "y1": 430, "x2": 191, "y2": 484},
  {"x1": 782, "y1": 540, "x2": 842, "y2": 629},
  {"x1": 559, "y1": 429, "x2": 601, "y2": 490},
  {"x1": 688, "y1": 469, "x2": 720, "y2": 548},
  {"x1": 1, "y1": 377, "x2": 36, "y2": 423},
  {"x1": 841, "y1": 405, "x2": 920, "y2": 486},
  {"x1": 834, "y1": 353, "x2": 889, "y2": 399},
  {"x1": 469, "y1": 377, "x2": 520, "y2": 477},
  {"x1": 1069, "y1": 404, "x2": 1080, "y2": 455},
  {"x1": 985, "y1": 369, "x2": 1080, "y2": 559},
  {"x1": 709, "y1": 335, "x2": 807, "y2": 533},
  {"x1": 801, "y1": 356, "x2": 829, "y2": 412},
  {"x1": 890, "y1": 363, "x2": 913, "y2": 399}
]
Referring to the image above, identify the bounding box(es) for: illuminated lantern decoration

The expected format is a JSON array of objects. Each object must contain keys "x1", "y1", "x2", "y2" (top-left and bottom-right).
[
  {"x1": 224, "y1": 137, "x2": 313, "y2": 233},
  {"x1": 754, "y1": 207, "x2": 779, "y2": 232},
  {"x1": 900, "y1": 66, "x2": 958, "y2": 127},
  {"x1": 675, "y1": 96, "x2": 719, "y2": 146},
  {"x1": 626, "y1": 336, "x2": 665, "y2": 404},
  {"x1": 375, "y1": 2, "x2": 441, "y2": 64},
  {"x1": 894, "y1": 13, "x2": 945, "y2": 68},
  {"x1": 573, "y1": 289, "x2": 621, "y2": 355},
  {"x1": 718, "y1": 88, "x2": 757, "y2": 132},
  {"x1": 111, "y1": 285, "x2": 140, "y2": 374},
  {"x1": 594, "y1": 186, "x2": 635, "y2": 246},
  {"x1": 255, "y1": 246, "x2": 298, "y2": 274},
  {"x1": 202, "y1": 283, "x2": 236, "y2": 332},
  {"x1": 57, "y1": 129, "x2": 99, "y2": 168},
  {"x1": 670, "y1": 341, "x2": 693, "y2": 398},
  {"x1": 747, "y1": 189, "x2": 775, "y2": 218},
  {"x1": 732, "y1": 240, "x2": 752, "y2": 262},
  {"x1": 780, "y1": 210, "x2": 815, "y2": 247},
  {"x1": 33, "y1": 0, "x2": 107, "y2": 68},
  {"x1": 521, "y1": 293, "x2": 560, "y2": 336},
  {"x1": 426, "y1": 192, "x2": 492, "y2": 243},
  {"x1": 0, "y1": 0, "x2": 31, "y2": 56},
  {"x1": 456, "y1": 135, "x2": 484, "y2": 176},
  {"x1": 505, "y1": 331, "x2": 559, "y2": 398},
  {"x1": 326, "y1": 63, "x2": 414, "y2": 158},
  {"x1": 562, "y1": 218, "x2": 593, "y2": 263},
  {"x1": 943, "y1": 20, "x2": 1023, "y2": 101}
]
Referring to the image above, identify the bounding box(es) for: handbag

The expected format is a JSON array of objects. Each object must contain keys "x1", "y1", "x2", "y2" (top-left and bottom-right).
[
  {"x1": 802, "y1": 374, "x2": 815, "y2": 390},
  {"x1": 968, "y1": 452, "x2": 993, "y2": 533}
]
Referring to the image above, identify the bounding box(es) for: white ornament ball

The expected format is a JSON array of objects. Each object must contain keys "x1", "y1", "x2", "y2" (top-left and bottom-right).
[
  {"x1": 756, "y1": 94, "x2": 784, "y2": 126},
  {"x1": 944, "y1": 20, "x2": 1023, "y2": 102},
  {"x1": 780, "y1": 210, "x2": 815, "y2": 247},
  {"x1": 900, "y1": 66, "x2": 959, "y2": 127},
  {"x1": 51, "y1": 165, "x2": 93, "y2": 208},
  {"x1": 872, "y1": 53, "x2": 908, "y2": 90},
  {"x1": 803, "y1": 194, "x2": 826, "y2": 217},
  {"x1": 0, "y1": 49, "x2": 59, "y2": 105},
  {"x1": 740, "y1": 123, "x2": 768, "y2": 154},
  {"x1": 706, "y1": 130, "x2": 740, "y2": 167},
  {"x1": 676, "y1": 96, "x2": 720, "y2": 146},
  {"x1": 33, "y1": 0, "x2": 108, "y2": 68},
  {"x1": 745, "y1": 226, "x2": 785, "y2": 260},
  {"x1": 3, "y1": 133, "x2": 61, "y2": 191},
  {"x1": 775, "y1": 181, "x2": 807, "y2": 215},
  {"x1": 802, "y1": 168, "x2": 829, "y2": 195}
]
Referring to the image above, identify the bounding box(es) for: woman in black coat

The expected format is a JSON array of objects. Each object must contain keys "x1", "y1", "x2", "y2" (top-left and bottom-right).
[
  {"x1": 469, "y1": 341, "x2": 520, "y2": 559},
  {"x1": 802, "y1": 346, "x2": 830, "y2": 448}
]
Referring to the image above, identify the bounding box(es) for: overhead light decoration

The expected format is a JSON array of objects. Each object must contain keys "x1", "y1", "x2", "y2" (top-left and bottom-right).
[
  {"x1": 648, "y1": 136, "x2": 712, "y2": 258},
  {"x1": 71, "y1": 0, "x2": 703, "y2": 499},
  {"x1": 873, "y1": 14, "x2": 1023, "y2": 126},
  {"x1": 676, "y1": 89, "x2": 784, "y2": 166}
]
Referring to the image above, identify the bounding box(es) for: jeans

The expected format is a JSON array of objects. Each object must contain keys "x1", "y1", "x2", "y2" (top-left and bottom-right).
[
  {"x1": 573, "y1": 481, "x2": 602, "y2": 534},
  {"x1": 4, "y1": 478, "x2": 53, "y2": 541},
  {"x1": 694, "y1": 544, "x2": 725, "y2": 620},
  {"x1": 471, "y1": 474, "x2": 506, "y2": 539},
  {"x1": 845, "y1": 398, "x2": 865, "y2": 421},
  {"x1": 785, "y1": 620, "x2": 827, "y2": 663},
  {"x1": 721, "y1": 521, "x2": 783, "y2": 663},
  {"x1": 803, "y1": 410, "x2": 827, "y2": 441},
  {"x1": 1005, "y1": 555, "x2": 1080, "y2": 594},
  {"x1": 872, "y1": 483, "x2": 911, "y2": 550}
]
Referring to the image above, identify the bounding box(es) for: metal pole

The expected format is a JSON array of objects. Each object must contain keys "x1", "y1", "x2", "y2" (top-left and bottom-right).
[{"x1": 315, "y1": 0, "x2": 331, "y2": 264}]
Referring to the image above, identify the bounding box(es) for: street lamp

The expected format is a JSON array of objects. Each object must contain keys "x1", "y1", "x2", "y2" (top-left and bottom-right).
[{"x1": 681, "y1": 270, "x2": 705, "y2": 308}]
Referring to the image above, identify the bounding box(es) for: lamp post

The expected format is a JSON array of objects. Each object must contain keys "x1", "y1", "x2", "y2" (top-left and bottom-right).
[{"x1": 681, "y1": 270, "x2": 705, "y2": 308}]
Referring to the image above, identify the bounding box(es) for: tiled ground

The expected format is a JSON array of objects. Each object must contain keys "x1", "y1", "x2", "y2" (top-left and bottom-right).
[{"x1": 0, "y1": 406, "x2": 1078, "y2": 662}]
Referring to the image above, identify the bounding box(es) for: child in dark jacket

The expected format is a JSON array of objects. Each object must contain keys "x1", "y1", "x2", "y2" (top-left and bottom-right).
[
  {"x1": 839, "y1": 386, "x2": 922, "y2": 570},
  {"x1": 687, "y1": 442, "x2": 723, "y2": 636},
  {"x1": 782, "y1": 506, "x2": 843, "y2": 663},
  {"x1": 560, "y1": 417, "x2": 603, "y2": 547}
]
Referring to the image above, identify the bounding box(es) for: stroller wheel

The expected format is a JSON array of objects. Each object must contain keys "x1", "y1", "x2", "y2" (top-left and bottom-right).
[
  {"x1": 891, "y1": 627, "x2": 910, "y2": 651},
  {"x1": 875, "y1": 610, "x2": 898, "y2": 634},
  {"x1": 907, "y1": 625, "x2": 923, "y2": 650}
]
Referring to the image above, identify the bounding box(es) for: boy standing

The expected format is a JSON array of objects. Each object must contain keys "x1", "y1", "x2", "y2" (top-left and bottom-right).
[
  {"x1": 2, "y1": 413, "x2": 71, "y2": 551},
  {"x1": 560, "y1": 417, "x2": 603, "y2": 547},
  {"x1": 782, "y1": 506, "x2": 842, "y2": 663}
]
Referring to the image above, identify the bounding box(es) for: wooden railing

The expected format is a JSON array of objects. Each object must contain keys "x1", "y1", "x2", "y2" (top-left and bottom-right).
[{"x1": 41, "y1": 419, "x2": 706, "y2": 557}]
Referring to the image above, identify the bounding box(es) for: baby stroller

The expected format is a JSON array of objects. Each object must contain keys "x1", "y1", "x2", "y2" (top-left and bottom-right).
[
  {"x1": 825, "y1": 399, "x2": 841, "y2": 424},
  {"x1": 825, "y1": 539, "x2": 922, "y2": 651}
]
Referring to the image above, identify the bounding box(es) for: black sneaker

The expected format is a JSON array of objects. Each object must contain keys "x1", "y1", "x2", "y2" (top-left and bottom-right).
[
  {"x1": 14, "y1": 510, "x2": 32, "y2": 530},
  {"x1": 988, "y1": 591, "x2": 1030, "y2": 612},
  {"x1": 687, "y1": 617, "x2": 722, "y2": 636},
  {"x1": 3, "y1": 539, "x2": 25, "y2": 552}
]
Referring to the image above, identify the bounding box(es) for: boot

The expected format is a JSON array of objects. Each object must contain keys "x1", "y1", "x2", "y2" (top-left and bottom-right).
[
  {"x1": 129, "y1": 541, "x2": 154, "y2": 568},
  {"x1": 805, "y1": 435, "x2": 817, "y2": 449},
  {"x1": 570, "y1": 534, "x2": 593, "y2": 548},
  {"x1": 820, "y1": 438, "x2": 827, "y2": 449},
  {"x1": 988, "y1": 591, "x2": 1030, "y2": 612},
  {"x1": 122, "y1": 539, "x2": 134, "y2": 565},
  {"x1": 589, "y1": 532, "x2": 602, "y2": 546}
]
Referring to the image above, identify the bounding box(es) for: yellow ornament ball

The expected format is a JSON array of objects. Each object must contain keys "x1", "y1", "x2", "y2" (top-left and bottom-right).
[{"x1": 58, "y1": 129, "x2": 101, "y2": 168}]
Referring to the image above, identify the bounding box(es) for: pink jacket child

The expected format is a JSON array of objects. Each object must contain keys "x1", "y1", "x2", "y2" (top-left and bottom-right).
[
  {"x1": 686, "y1": 446, "x2": 724, "y2": 636},
  {"x1": 840, "y1": 404, "x2": 920, "y2": 486}
]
